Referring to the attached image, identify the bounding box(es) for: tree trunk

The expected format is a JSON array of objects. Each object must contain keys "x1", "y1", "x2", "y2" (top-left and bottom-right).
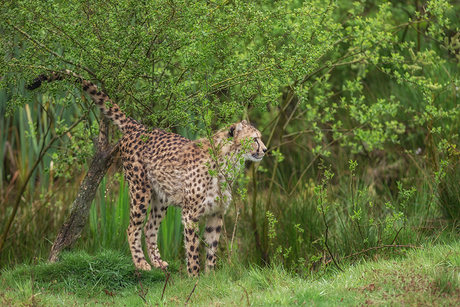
[{"x1": 48, "y1": 117, "x2": 118, "y2": 262}]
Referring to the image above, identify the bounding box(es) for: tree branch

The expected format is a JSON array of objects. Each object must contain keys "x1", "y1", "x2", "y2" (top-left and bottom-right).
[
  {"x1": 3, "y1": 19, "x2": 96, "y2": 78},
  {"x1": 48, "y1": 116, "x2": 119, "y2": 262},
  {"x1": 342, "y1": 244, "x2": 421, "y2": 260}
]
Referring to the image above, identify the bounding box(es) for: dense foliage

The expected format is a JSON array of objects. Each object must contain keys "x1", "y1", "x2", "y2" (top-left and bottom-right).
[{"x1": 1, "y1": 0, "x2": 459, "y2": 272}]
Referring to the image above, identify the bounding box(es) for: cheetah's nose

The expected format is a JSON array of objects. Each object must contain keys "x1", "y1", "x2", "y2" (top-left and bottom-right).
[{"x1": 263, "y1": 148, "x2": 268, "y2": 153}]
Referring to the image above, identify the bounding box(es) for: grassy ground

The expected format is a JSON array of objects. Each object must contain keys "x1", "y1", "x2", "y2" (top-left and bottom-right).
[{"x1": 1, "y1": 239, "x2": 459, "y2": 306}]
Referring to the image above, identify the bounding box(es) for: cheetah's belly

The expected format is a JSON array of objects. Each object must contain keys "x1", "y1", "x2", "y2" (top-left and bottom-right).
[{"x1": 147, "y1": 166, "x2": 184, "y2": 205}]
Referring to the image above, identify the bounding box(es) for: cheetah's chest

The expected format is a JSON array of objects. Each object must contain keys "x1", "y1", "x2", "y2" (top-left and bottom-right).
[{"x1": 202, "y1": 177, "x2": 232, "y2": 215}]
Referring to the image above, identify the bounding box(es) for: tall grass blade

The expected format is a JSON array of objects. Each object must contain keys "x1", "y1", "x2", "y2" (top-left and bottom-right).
[{"x1": 158, "y1": 206, "x2": 183, "y2": 261}]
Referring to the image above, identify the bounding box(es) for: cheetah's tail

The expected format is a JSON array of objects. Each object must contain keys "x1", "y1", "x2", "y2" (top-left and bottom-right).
[{"x1": 27, "y1": 70, "x2": 142, "y2": 134}]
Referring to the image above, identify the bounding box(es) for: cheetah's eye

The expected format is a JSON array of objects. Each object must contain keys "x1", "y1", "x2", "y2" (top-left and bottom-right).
[{"x1": 254, "y1": 137, "x2": 258, "y2": 142}]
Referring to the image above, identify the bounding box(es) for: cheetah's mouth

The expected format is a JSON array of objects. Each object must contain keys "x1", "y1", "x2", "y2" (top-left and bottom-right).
[{"x1": 250, "y1": 153, "x2": 264, "y2": 162}]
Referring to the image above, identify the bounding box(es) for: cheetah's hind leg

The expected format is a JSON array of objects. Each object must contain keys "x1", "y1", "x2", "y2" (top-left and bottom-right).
[
  {"x1": 125, "y1": 171, "x2": 152, "y2": 271},
  {"x1": 145, "y1": 197, "x2": 169, "y2": 269}
]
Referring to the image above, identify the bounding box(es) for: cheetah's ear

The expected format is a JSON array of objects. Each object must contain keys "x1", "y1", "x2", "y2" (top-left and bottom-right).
[
  {"x1": 228, "y1": 122, "x2": 243, "y2": 138},
  {"x1": 229, "y1": 125, "x2": 236, "y2": 138},
  {"x1": 241, "y1": 119, "x2": 247, "y2": 124},
  {"x1": 235, "y1": 122, "x2": 243, "y2": 134}
]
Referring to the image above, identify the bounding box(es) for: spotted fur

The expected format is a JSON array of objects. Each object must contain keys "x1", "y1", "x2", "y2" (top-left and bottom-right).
[{"x1": 28, "y1": 70, "x2": 267, "y2": 276}]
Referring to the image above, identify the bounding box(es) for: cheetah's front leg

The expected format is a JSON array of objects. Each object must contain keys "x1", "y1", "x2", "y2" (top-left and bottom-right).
[
  {"x1": 204, "y1": 213, "x2": 223, "y2": 273},
  {"x1": 182, "y1": 210, "x2": 201, "y2": 277}
]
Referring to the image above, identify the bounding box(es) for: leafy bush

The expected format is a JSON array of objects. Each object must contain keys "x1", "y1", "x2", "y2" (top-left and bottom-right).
[{"x1": 1, "y1": 0, "x2": 460, "y2": 272}]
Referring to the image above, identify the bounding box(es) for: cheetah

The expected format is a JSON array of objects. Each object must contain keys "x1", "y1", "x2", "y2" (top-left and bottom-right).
[{"x1": 27, "y1": 70, "x2": 267, "y2": 276}]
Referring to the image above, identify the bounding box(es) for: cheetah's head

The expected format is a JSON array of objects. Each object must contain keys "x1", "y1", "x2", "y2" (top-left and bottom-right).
[{"x1": 228, "y1": 120, "x2": 267, "y2": 162}]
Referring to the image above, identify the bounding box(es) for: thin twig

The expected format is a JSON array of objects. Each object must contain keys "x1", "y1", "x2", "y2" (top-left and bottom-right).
[
  {"x1": 237, "y1": 283, "x2": 250, "y2": 307},
  {"x1": 145, "y1": 240, "x2": 174, "y2": 301},
  {"x1": 342, "y1": 244, "x2": 421, "y2": 260},
  {"x1": 135, "y1": 269, "x2": 148, "y2": 303},
  {"x1": 4, "y1": 20, "x2": 96, "y2": 78},
  {"x1": 324, "y1": 225, "x2": 343, "y2": 272},
  {"x1": 390, "y1": 227, "x2": 404, "y2": 245},
  {"x1": 230, "y1": 209, "x2": 240, "y2": 254},
  {"x1": 161, "y1": 272, "x2": 170, "y2": 301},
  {"x1": 185, "y1": 280, "x2": 198, "y2": 305}
]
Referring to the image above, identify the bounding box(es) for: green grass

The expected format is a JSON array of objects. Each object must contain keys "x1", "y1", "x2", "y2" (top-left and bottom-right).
[
  {"x1": 1, "y1": 250, "x2": 166, "y2": 297},
  {"x1": 1, "y1": 240, "x2": 459, "y2": 306}
]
